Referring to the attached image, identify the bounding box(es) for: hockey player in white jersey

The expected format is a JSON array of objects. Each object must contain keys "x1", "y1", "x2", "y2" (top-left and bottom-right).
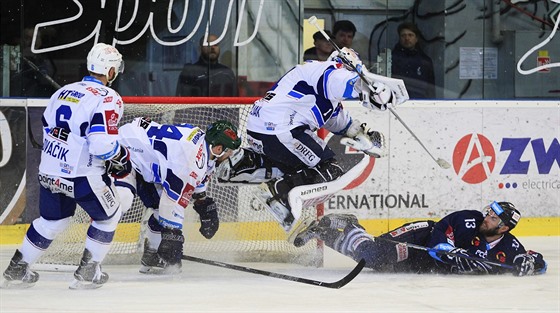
[
  {"x1": 113, "y1": 118, "x2": 241, "y2": 274},
  {"x1": 2, "y1": 43, "x2": 131, "y2": 289},
  {"x1": 217, "y1": 48, "x2": 409, "y2": 232}
]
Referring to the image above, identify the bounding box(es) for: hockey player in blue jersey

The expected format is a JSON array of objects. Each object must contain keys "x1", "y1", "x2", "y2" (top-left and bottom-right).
[
  {"x1": 217, "y1": 47, "x2": 409, "y2": 232},
  {"x1": 2, "y1": 43, "x2": 131, "y2": 289},
  {"x1": 113, "y1": 118, "x2": 241, "y2": 274},
  {"x1": 294, "y1": 201, "x2": 547, "y2": 276}
]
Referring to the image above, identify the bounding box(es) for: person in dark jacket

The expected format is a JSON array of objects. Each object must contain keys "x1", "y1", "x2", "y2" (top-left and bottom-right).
[
  {"x1": 295, "y1": 201, "x2": 547, "y2": 276},
  {"x1": 176, "y1": 34, "x2": 237, "y2": 96},
  {"x1": 391, "y1": 22, "x2": 435, "y2": 99}
]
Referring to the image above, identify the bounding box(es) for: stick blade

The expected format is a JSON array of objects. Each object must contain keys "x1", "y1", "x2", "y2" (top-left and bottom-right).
[
  {"x1": 322, "y1": 258, "x2": 366, "y2": 289},
  {"x1": 436, "y1": 159, "x2": 451, "y2": 169}
]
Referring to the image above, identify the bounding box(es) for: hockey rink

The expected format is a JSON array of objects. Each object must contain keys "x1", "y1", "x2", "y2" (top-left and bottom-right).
[{"x1": 0, "y1": 236, "x2": 558, "y2": 313}]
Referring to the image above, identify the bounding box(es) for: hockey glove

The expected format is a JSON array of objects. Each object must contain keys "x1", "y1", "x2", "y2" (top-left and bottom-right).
[
  {"x1": 106, "y1": 145, "x2": 132, "y2": 179},
  {"x1": 157, "y1": 227, "x2": 184, "y2": 266},
  {"x1": 513, "y1": 253, "x2": 536, "y2": 276},
  {"x1": 193, "y1": 197, "x2": 220, "y2": 239},
  {"x1": 358, "y1": 80, "x2": 394, "y2": 111},
  {"x1": 340, "y1": 123, "x2": 387, "y2": 158},
  {"x1": 446, "y1": 248, "x2": 491, "y2": 275}
]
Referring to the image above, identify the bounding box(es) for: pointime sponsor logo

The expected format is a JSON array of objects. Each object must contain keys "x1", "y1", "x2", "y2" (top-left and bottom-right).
[
  {"x1": 326, "y1": 193, "x2": 428, "y2": 210},
  {"x1": 38, "y1": 173, "x2": 74, "y2": 196}
]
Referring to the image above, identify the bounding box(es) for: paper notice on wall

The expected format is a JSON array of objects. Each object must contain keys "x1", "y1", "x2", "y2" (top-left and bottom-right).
[{"x1": 460, "y1": 47, "x2": 498, "y2": 79}]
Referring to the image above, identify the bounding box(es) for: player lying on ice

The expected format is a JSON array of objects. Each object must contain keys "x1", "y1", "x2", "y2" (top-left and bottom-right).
[
  {"x1": 217, "y1": 47, "x2": 409, "y2": 233},
  {"x1": 113, "y1": 118, "x2": 241, "y2": 274},
  {"x1": 294, "y1": 201, "x2": 547, "y2": 276}
]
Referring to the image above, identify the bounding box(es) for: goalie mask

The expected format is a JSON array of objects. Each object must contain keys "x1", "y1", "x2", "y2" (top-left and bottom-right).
[
  {"x1": 329, "y1": 47, "x2": 363, "y2": 73},
  {"x1": 205, "y1": 120, "x2": 242, "y2": 154},
  {"x1": 87, "y1": 43, "x2": 124, "y2": 84}
]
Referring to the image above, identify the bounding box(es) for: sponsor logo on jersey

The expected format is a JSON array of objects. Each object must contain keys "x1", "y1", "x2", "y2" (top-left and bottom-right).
[
  {"x1": 187, "y1": 129, "x2": 203, "y2": 144},
  {"x1": 190, "y1": 171, "x2": 198, "y2": 180},
  {"x1": 471, "y1": 236, "x2": 481, "y2": 247},
  {"x1": 195, "y1": 145, "x2": 205, "y2": 169},
  {"x1": 58, "y1": 89, "x2": 85, "y2": 103},
  {"x1": 86, "y1": 87, "x2": 109, "y2": 97},
  {"x1": 38, "y1": 173, "x2": 74, "y2": 196},
  {"x1": 247, "y1": 136, "x2": 264, "y2": 154},
  {"x1": 395, "y1": 242, "x2": 409, "y2": 262},
  {"x1": 101, "y1": 188, "x2": 117, "y2": 208},
  {"x1": 104, "y1": 110, "x2": 119, "y2": 134},
  {"x1": 453, "y1": 134, "x2": 559, "y2": 187},
  {"x1": 389, "y1": 221, "x2": 430, "y2": 237},
  {"x1": 496, "y1": 251, "x2": 507, "y2": 263},
  {"x1": 445, "y1": 225, "x2": 455, "y2": 243},
  {"x1": 294, "y1": 142, "x2": 317, "y2": 164},
  {"x1": 60, "y1": 162, "x2": 74, "y2": 174},
  {"x1": 103, "y1": 96, "x2": 113, "y2": 103},
  {"x1": 178, "y1": 183, "x2": 195, "y2": 208},
  {"x1": 264, "y1": 122, "x2": 276, "y2": 131}
]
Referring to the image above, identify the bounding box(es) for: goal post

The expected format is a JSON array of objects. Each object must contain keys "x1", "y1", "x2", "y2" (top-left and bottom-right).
[{"x1": 36, "y1": 96, "x2": 323, "y2": 267}]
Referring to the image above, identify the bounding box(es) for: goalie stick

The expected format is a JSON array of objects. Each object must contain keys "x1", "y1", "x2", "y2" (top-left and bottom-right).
[
  {"x1": 374, "y1": 236, "x2": 515, "y2": 270},
  {"x1": 182, "y1": 255, "x2": 366, "y2": 289},
  {"x1": 307, "y1": 16, "x2": 451, "y2": 170}
]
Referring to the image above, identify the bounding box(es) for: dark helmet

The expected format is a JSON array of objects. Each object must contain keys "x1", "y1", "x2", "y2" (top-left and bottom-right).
[
  {"x1": 205, "y1": 120, "x2": 241, "y2": 150},
  {"x1": 489, "y1": 201, "x2": 521, "y2": 229}
]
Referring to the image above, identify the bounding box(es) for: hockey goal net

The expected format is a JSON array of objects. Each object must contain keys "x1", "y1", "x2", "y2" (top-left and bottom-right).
[{"x1": 36, "y1": 97, "x2": 322, "y2": 267}]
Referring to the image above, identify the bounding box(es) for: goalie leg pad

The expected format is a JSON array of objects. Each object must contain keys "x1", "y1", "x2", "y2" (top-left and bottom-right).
[{"x1": 217, "y1": 148, "x2": 283, "y2": 184}]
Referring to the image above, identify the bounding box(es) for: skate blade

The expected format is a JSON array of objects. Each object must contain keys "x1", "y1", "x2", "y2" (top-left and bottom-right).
[
  {"x1": 1, "y1": 279, "x2": 36, "y2": 289},
  {"x1": 69, "y1": 279, "x2": 104, "y2": 290}
]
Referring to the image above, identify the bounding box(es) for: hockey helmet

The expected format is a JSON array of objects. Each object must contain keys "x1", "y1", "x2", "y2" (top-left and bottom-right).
[
  {"x1": 329, "y1": 47, "x2": 363, "y2": 73},
  {"x1": 486, "y1": 201, "x2": 521, "y2": 229},
  {"x1": 87, "y1": 43, "x2": 124, "y2": 83},
  {"x1": 205, "y1": 120, "x2": 241, "y2": 151}
]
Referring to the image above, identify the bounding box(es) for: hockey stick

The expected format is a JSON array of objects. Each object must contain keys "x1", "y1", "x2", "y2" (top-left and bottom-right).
[
  {"x1": 374, "y1": 236, "x2": 515, "y2": 270},
  {"x1": 182, "y1": 255, "x2": 366, "y2": 289},
  {"x1": 22, "y1": 57, "x2": 62, "y2": 150},
  {"x1": 307, "y1": 16, "x2": 451, "y2": 170}
]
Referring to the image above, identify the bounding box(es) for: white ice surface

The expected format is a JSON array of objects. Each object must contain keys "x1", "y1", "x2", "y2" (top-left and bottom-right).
[{"x1": 0, "y1": 237, "x2": 558, "y2": 313}]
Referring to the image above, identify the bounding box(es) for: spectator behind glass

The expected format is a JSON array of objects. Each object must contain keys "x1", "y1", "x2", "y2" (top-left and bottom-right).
[
  {"x1": 391, "y1": 22, "x2": 435, "y2": 99},
  {"x1": 176, "y1": 34, "x2": 237, "y2": 96},
  {"x1": 332, "y1": 20, "x2": 356, "y2": 49},
  {"x1": 303, "y1": 30, "x2": 334, "y2": 61}
]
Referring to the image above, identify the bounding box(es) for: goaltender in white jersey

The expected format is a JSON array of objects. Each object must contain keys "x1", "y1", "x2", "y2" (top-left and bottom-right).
[{"x1": 218, "y1": 48, "x2": 409, "y2": 232}]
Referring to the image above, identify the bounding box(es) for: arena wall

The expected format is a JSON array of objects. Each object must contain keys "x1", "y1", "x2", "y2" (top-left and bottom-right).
[{"x1": 0, "y1": 98, "x2": 558, "y2": 244}]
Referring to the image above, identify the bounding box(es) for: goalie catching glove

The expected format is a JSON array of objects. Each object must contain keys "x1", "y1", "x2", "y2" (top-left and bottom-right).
[
  {"x1": 105, "y1": 144, "x2": 132, "y2": 178},
  {"x1": 340, "y1": 120, "x2": 387, "y2": 158},
  {"x1": 193, "y1": 193, "x2": 220, "y2": 239}
]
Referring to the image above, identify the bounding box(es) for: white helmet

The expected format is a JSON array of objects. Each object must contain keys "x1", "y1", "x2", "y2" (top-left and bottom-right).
[
  {"x1": 87, "y1": 43, "x2": 124, "y2": 83},
  {"x1": 329, "y1": 47, "x2": 363, "y2": 73}
]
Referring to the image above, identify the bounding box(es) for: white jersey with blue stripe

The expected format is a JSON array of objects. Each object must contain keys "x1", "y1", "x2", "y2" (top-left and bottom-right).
[
  {"x1": 117, "y1": 118, "x2": 214, "y2": 226},
  {"x1": 39, "y1": 76, "x2": 124, "y2": 177},
  {"x1": 246, "y1": 60, "x2": 360, "y2": 135}
]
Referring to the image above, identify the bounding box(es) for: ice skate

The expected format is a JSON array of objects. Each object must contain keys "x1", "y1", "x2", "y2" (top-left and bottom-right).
[
  {"x1": 320, "y1": 213, "x2": 360, "y2": 230},
  {"x1": 256, "y1": 182, "x2": 296, "y2": 232},
  {"x1": 1, "y1": 250, "x2": 39, "y2": 289},
  {"x1": 293, "y1": 220, "x2": 320, "y2": 247},
  {"x1": 139, "y1": 247, "x2": 180, "y2": 275},
  {"x1": 69, "y1": 249, "x2": 108, "y2": 290}
]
